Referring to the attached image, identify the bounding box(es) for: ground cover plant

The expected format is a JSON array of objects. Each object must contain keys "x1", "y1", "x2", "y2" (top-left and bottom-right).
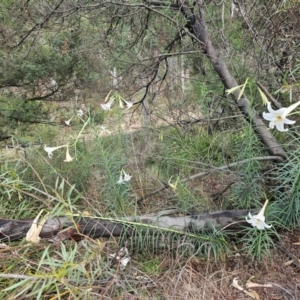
[{"x1": 1, "y1": 0, "x2": 300, "y2": 299}]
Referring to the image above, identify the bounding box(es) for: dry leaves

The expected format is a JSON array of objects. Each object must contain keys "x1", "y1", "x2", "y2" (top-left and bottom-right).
[
  {"x1": 231, "y1": 276, "x2": 275, "y2": 299},
  {"x1": 231, "y1": 277, "x2": 260, "y2": 299}
]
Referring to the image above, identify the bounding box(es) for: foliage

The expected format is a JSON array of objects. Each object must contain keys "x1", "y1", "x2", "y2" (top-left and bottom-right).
[
  {"x1": 0, "y1": 96, "x2": 49, "y2": 140},
  {"x1": 1, "y1": 0, "x2": 300, "y2": 297},
  {"x1": 230, "y1": 125, "x2": 268, "y2": 209},
  {"x1": 0, "y1": 241, "x2": 107, "y2": 299},
  {"x1": 272, "y1": 132, "x2": 300, "y2": 227},
  {"x1": 240, "y1": 225, "x2": 280, "y2": 261}
]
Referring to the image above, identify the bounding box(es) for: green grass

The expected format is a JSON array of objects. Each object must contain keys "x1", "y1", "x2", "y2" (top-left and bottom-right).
[{"x1": 0, "y1": 99, "x2": 297, "y2": 298}]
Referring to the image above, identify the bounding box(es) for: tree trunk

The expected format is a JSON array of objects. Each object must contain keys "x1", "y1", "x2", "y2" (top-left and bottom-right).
[
  {"x1": 186, "y1": 11, "x2": 286, "y2": 160},
  {"x1": 0, "y1": 209, "x2": 250, "y2": 242}
]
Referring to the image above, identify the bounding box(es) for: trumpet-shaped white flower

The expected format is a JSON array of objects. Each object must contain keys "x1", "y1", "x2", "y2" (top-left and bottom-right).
[
  {"x1": 77, "y1": 109, "x2": 84, "y2": 117},
  {"x1": 44, "y1": 144, "x2": 66, "y2": 158},
  {"x1": 99, "y1": 125, "x2": 111, "y2": 134},
  {"x1": 120, "y1": 256, "x2": 131, "y2": 270},
  {"x1": 64, "y1": 116, "x2": 74, "y2": 126},
  {"x1": 123, "y1": 170, "x2": 132, "y2": 182},
  {"x1": 119, "y1": 99, "x2": 124, "y2": 109},
  {"x1": 64, "y1": 146, "x2": 74, "y2": 162},
  {"x1": 262, "y1": 100, "x2": 300, "y2": 132},
  {"x1": 246, "y1": 199, "x2": 272, "y2": 230},
  {"x1": 123, "y1": 99, "x2": 133, "y2": 109},
  {"x1": 117, "y1": 169, "x2": 132, "y2": 184},
  {"x1": 119, "y1": 98, "x2": 133, "y2": 109},
  {"x1": 101, "y1": 98, "x2": 114, "y2": 111},
  {"x1": 117, "y1": 173, "x2": 124, "y2": 184}
]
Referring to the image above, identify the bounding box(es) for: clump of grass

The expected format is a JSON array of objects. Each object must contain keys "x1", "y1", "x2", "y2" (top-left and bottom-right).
[
  {"x1": 0, "y1": 91, "x2": 294, "y2": 300},
  {"x1": 272, "y1": 134, "x2": 300, "y2": 227},
  {"x1": 240, "y1": 225, "x2": 280, "y2": 261},
  {"x1": 229, "y1": 124, "x2": 269, "y2": 209},
  {"x1": 0, "y1": 240, "x2": 110, "y2": 299}
]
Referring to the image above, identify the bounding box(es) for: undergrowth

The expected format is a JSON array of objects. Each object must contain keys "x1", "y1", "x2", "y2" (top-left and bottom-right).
[{"x1": 0, "y1": 106, "x2": 298, "y2": 298}]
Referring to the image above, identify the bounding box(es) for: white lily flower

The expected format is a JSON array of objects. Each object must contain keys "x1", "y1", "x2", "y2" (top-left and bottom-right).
[
  {"x1": 44, "y1": 144, "x2": 66, "y2": 158},
  {"x1": 64, "y1": 116, "x2": 74, "y2": 126},
  {"x1": 99, "y1": 125, "x2": 111, "y2": 134},
  {"x1": 120, "y1": 256, "x2": 131, "y2": 270},
  {"x1": 117, "y1": 172, "x2": 125, "y2": 184},
  {"x1": 262, "y1": 100, "x2": 300, "y2": 132},
  {"x1": 64, "y1": 146, "x2": 74, "y2": 162},
  {"x1": 101, "y1": 98, "x2": 114, "y2": 111},
  {"x1": 124, "y1": 99, "x2": 133, "y2": 109},
  {"x1": 123, "y1": 170, "x2": 132, "y2": 182},
  {"x1": 246, "y1": 199, "x2": 272, "y2": 230},
  {"x1": 117, "y1": 169, "x2": 132, "y2": 184},
  {"x1": 77, "y1": 109, "x2": 84, "y2": 117}
]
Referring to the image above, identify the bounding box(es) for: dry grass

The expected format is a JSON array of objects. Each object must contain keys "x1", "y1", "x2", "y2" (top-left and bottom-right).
[
  {"x1": 72, "y1": 229, "x2": 300, "y2": 299},
  {"x1": 2, "y1": 100, "x2": 300, "y2": 299},
  {"x1": 108, "y1": 230, "x2": 300, "y2": 299},
  {"x1": 1, "y1": 230, "x2": 300, "y2": 299}
]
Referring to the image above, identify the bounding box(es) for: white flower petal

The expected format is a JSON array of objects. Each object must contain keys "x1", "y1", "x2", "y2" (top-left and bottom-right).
[
  {"x1": 266, "y1": 102, "x2": 276, "y2": 113},
  {"x1": 283, "y1": 118, "x2": 296, "y2": 125},
  {"x1": 275, "y1": 122, "x2": 288, "y2": 132},
  {"x1": 124, "y1": 174, "x2": 132, "y2": 181},
  {"x1": 64, "y1": 116, "x2": 74, "y2": 126},
  {"x1": 246, "y1": 200, "x2": 271, "y2": 230},
  {"x1": 282, "y1": 100, "x2": 300, "y2": 118},
  {"x1": 262, "y1": 112, "x2": 275, "y2": 121},
  {"x1": 101, "y1": 98, "x2": 114, "y2": 111},
  {"x1": 263, "y1": 223, "x2": 272, "y2": 229},
  {"x1": 123, "y1": 170, "x2": 132, "y2": 182},
  {"x1": 258, "y1": 222, "x2": 272, "y2": 230},
  {"x1": 120, "y1": 256, "x2": 131, "y2": 270},
  {"x1": 268, "y1": 120, "x2": 276, "y2": 129},
  {"x1": 124, "y1": 100, "x2": 133, "y2": 109},
  {"x1": 117, "y1": 173, "x2": 124, "y2": 184},
  {"x1": 77, "y1": 109, "x2": 84, "y2": 117},
  {"x1": 101, "y1": 103, "x2": 110, "y2": 111},
  {"x1": 64, "y1": 146, "x2": 74, "y2": 162},
  {"x1": 276, "y1": 108, "x2": 288, "y2": 115},
  {"x1": 44, "y1": 145, "x2": 66, "y2": 158}
]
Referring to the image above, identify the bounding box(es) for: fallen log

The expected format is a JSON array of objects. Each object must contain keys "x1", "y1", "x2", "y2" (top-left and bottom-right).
[{"x1": 0, "y1": 209, "x2": 250, "y2": 242}]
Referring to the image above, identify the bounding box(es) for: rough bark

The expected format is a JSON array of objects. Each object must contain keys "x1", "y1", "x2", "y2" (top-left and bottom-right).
[{"x1": 0, "y1": 209, "x2": 250, "y2": 242}]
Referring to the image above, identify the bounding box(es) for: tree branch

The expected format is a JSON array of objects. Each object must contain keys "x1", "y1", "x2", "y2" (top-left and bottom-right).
[
  {"x1": 13, "y1": 0, "x2": 65, "y2": 48},
  {"x1": 138, "y1": 156, "x2": 281, "y2": 201}
]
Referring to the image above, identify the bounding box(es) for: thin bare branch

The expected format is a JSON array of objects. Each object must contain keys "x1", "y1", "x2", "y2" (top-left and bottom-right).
[{"x1": 138, "y1": 156, "x2": 281, "y2": 201}]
